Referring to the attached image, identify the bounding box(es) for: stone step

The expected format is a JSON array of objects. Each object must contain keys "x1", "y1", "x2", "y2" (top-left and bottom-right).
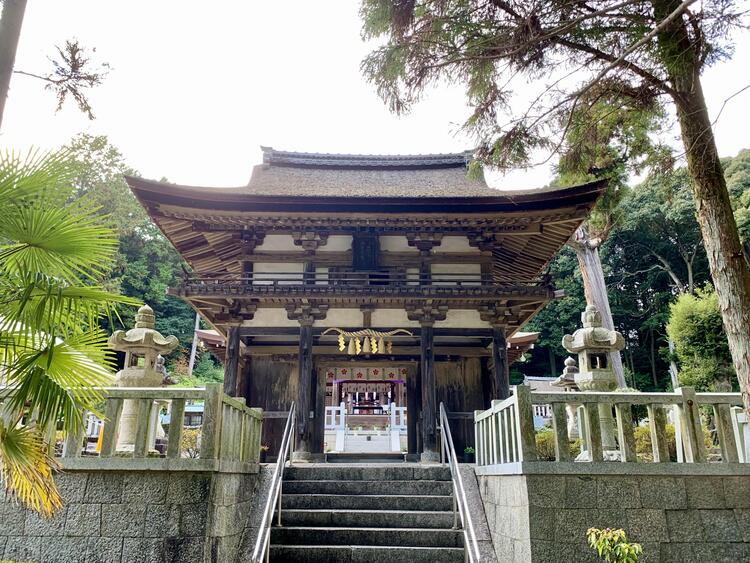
[
  {"x1": 325, "y1": 452, "x2": 406, "y2": 463},
  {"x1": 285, "y1": 464, "x2": 451, "y2": 481},
  {"x1": 282, "y1": 479, "x2": 454, "y2": 496},
  {"x1": 270, "y1": 545, "x2": 465, "y2": 562},
  {"x1": 270, "y1": 526, "x2": 464, "y2": 548},
  {"x1": 282, "y1": 493, "x2": 454, "y2": 511},
  {"x1": 280, "y1": 508, "x2": 456, "y2": 528}
]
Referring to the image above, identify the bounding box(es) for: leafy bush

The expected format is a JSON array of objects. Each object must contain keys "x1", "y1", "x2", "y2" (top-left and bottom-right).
[
  {"x1": 587, "y1": 528, "x2": 642, "y2": 562},
  {"x1": 666, "y1": 286, "x2": 736, "y2": 391},
  {"x1": 535, "y1": 428, "x2": 580, "y2": 460},
  {"x1": 180, "y1": 427, "x2": 201, "y2": 458},
  {"x1": 634, "y1": 423, "x2": 712, "y2": 462}
]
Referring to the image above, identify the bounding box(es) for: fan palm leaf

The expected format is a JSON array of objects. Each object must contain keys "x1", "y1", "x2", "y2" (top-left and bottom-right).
[
  {"x1": 0, "y1": 149, "x2": 141, "y2": 516},
  {"x1": 0, "y1": 419, "x2": 62, "y2": 518}
]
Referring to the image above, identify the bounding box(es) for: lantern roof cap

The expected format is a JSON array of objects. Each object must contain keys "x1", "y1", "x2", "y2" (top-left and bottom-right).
[
  {"x1": 108, "y1": 304, "x2": 179, "y2": 353},
  {"x1": 561, "y1": 305, "x2": 625, "y2": 354}
]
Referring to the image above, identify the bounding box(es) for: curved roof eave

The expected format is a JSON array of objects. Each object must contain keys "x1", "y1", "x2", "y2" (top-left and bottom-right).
[{"x1": 124, "y1": 175, "x2": 608, "y2": 215}]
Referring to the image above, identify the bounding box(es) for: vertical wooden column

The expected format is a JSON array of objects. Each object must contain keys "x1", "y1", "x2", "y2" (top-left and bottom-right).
[
  {"x1": 491, "y1": 325, "x2": 510, "y2": 400},
  {"x1": 312, "y1": 367, "x2": 326, "y2": 454},
  {"x1": 295, "y1": 321, "x2": 314, "y2": 459},
  {"x1": 420, "y1": 321, "x2": 439, "y2": 461},
  {"x1": 406, "y1": 365, "x2": 419, "y2": 456},
  {"x1": 223, "y1": 325, "x2": 241, "y2": 396}
]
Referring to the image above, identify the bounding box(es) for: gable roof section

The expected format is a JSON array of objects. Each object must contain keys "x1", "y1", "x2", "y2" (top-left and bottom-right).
[
  {"x1": 124, "y1": 149, "x2": 606, "y2": 281},
  {"x1": 246, "y1": 147, "x2": 499, "y2": 198}
]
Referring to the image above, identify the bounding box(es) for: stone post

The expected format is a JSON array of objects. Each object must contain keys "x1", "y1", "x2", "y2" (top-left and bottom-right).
[
  {"x1": 108, "y1": 305, "x2": 178, "y2": 452},
  {"x1": 552, "y1": 356, "x2": 581, "y2": 439}
]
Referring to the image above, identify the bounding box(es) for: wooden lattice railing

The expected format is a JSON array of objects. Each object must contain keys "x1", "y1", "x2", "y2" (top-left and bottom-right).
[{"x1": 474, "y1": 385, "x2": 749, "y2": 467}]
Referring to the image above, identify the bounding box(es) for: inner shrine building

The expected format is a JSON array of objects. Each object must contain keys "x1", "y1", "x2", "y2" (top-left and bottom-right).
[{"x1": 126, "y1": 148, "x2": 604, "y2": 461}]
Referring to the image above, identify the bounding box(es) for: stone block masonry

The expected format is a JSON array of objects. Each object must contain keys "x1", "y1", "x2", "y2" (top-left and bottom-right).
[
  {"x1": 477, "y1": 465, "x2": 750, "y2": 563},
  {"x1": 0, "y1": 469, "x2": 259, "y2": 563}
]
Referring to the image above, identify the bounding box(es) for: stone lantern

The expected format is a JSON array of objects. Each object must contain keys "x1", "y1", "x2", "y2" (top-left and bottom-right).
[
  {"x1": 108, "y1": 305, "x2": 178, "y2": 451},
  {"x1": 562, "y1": 305, "x2": 625, "y2": 456}
]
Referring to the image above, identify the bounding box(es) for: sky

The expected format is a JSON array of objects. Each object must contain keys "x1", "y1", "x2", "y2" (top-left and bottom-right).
[{"x1": 2, "y1": 1, "x2": 749, "y2": 190}]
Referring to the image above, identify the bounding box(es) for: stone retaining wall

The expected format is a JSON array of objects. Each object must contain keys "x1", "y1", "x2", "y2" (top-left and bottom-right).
[
  {"x1": 0, "y1": 469, "x2": 259, "y2": 563},
  {"x1": 478, "y1": 467, "x2": 750, "y2": 563}
]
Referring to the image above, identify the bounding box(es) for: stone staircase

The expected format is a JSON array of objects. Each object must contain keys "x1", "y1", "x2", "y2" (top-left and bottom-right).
[{"x1": 269, "y1": 464, "x2": 464, "y2": 562}]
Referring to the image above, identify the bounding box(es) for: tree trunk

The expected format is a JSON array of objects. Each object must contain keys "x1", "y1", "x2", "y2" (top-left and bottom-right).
[
  {"x1": 0, "y1": 0, "x2": 26, "y2": 130},
  {"x1": 570, "y1": 226, "x2": 627, "y2": 388},
  {"x1": 649, "y1": 327, "x2": 658, "y2": 387},
  {"x1": 654, "y1": 0, "x2": 750, "y2": 419},
  {"x1": 668, "y1": 338, "x2": 680, "y2": 390},
  {"x1": 675, "y1": 94, "x2": 750, "y2": 418},
  {"x1": 548, "y1": 347, "x2": 557, "y2": 378}
]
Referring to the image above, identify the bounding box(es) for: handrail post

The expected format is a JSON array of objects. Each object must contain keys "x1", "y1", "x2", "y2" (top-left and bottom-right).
[
  {"x1": 678, "y1": 386, "x2": 706, "y2": 463},
  {"x1": 201, "y1": 383, "x2": 224, "y2": 460},
  {"x1": 513, "y1": 385, "x2": 537, "y2": 462}
]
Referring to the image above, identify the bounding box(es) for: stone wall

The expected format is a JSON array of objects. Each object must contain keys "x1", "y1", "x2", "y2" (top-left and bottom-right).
[
  {"x1": 477, "y1": 467, "x2": 750, "y2": 563},
  {"x1": 0, "y1": 469, "x2": 259, "y2": 563}
]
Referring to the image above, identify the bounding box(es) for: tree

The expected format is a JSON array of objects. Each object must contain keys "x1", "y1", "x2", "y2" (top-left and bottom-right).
[
  {"x1": 0, "y1": 0, "x2": 106, "y2": 128},
  {"x1": 0, "y1": 150, "x2": 138, "y2": 515},
  {"x1": 61, "y1": 134, "x2": 197, "y2": 365},
  {"x1": 360, "y1": 0, "x2": 750, "y2": 416},
  {"x1": 0, "y1": 0, "x2": 26, "y2": 129},
  {"x1": 667, "y1": 286, "x2": 735, "y2": 391}
]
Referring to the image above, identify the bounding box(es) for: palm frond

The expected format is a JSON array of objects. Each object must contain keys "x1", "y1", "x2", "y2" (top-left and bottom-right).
[
  {"x1": 1, "y1": 329, "x2": 113, "y2": 433},
  {"x1": 1, "y1": 188, "x2": 117, "y2": 283},
  {"x1": 0, "y1": 419, "x2": 63, "y2": 517}
]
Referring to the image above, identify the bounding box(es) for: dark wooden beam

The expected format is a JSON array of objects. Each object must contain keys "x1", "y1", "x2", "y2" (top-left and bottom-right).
[
  {"x1": 407, "y1": 367, "x2": 418, "y2": 456},
  {"x1": 491, "y1": 327, "x2": 510, "y2": 400},
  {"x1": 420, "y1": 322, "x2": 438, "y2": 461},
  {"x1": 295, "y1": 322, "x2": 314, "y2": 459},
  {"x1": 223, "y1": 326, "x2": 241, "y2": 396},
  {"x1": 237, "y1": 327, "x2": 496, "y2": 337}
]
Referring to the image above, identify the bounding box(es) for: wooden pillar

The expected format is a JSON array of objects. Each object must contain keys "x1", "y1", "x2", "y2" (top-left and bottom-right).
[
  {"x1": 223, "y1": 326, "x2": 241, "y2": 396},
  {"x1": 406, "y1": 366, "x2": 419, "y2": 456},
  {"x1": 295, "y1": 321, "x2": 314, "y2": 459},
  {"x1": 492, "y1": 325, "x2": 510, "y2": 400},
  {"x1": 312, "y1": 366, "x2": 326, "y2": 454},
  {"x1": 420, "y1": 322, "x2": 439, "y2": 461}
]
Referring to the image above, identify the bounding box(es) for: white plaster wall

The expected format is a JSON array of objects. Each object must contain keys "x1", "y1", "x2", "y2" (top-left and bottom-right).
[
  {"x1": 433, "y1": 236, "x2": 475, "y2": 253},
  {"x1": 255, "y1": 234, "x2": 296, "y2": 251},
  {"x1": 315, "y1": 266, "x2": 329, "y2": 285},
  {"x1": 371, "y1": 309, "x2": 420, "y2": 328},
  {"x1": 431, "y1": 262, "x2": 482, "y2": 286},
  {"x1": 406, "y1": 268, "x2": 420, "y2": 286},
  {"x1": 434, "y1": 310, "x2": 489, "y2": 329},
  {"x1": 314, "y1": 309, "x2": 362, "y2": 328},
  {"x1": 380, "y1": 236, "x2": 416, "y2": 252},
  {"x1": 241, "y1": 308, "x2": 298, "y2": 327},
  {"x1": 318, "y1": 235, "x2": 352, "y2": 252},
  {"x1": 254, "y1": 262, "x2": 303, "y2": 285}
]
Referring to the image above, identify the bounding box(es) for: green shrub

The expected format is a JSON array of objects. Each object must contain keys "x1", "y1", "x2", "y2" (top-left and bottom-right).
[
  {"x1": 535, "y1": 429, "x2": 580, "y2": 460},
  {"x1": 587, "y1": 528, "x2": 642, "y2": 562}
]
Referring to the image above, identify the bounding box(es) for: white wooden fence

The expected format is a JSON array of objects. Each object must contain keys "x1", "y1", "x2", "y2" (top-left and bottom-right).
[{"x1": 475, "y1": 385, "x2": 748, "y2": 467}]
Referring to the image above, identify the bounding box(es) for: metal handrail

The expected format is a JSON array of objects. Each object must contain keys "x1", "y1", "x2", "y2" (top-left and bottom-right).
[
  {"x1": 439, "y1": 402, "x2": 481, "y2": 563},
  {"x1": 250, "y1": 402, "x2": 296, "y2": 563}
]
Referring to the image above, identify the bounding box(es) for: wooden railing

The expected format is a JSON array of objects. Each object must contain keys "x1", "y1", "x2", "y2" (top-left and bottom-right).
[
  {"x1": 475, "y1": 385, "x2": 747, "y2": 467},
  {"x1": 51, "y1": 383, "x2": 263, "y2": 472}
]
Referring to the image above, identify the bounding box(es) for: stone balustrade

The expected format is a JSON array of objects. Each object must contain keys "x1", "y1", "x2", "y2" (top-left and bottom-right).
[
  {"x1": 475, "y1": 385, "x2": 747, "y2": 468},
  {"x1": 26, "y1": 382, "x2": 263, "y2": 473}
]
